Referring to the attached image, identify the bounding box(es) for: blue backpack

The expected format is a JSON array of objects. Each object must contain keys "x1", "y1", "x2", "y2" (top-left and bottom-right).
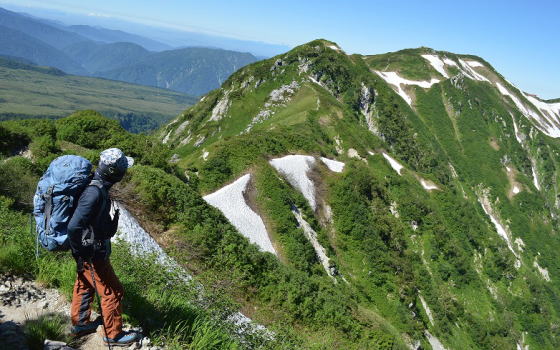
[{"x1": 33, "y1": 155, "x2": 93, "y2": 251}]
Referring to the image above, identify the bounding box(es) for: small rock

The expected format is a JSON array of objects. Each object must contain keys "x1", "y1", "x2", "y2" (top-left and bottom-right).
[{"x1": 43, "y1": 339, "x2": 75, "y2": 350}]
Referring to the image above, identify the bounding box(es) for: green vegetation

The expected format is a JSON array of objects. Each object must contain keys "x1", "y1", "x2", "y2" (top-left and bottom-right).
[
  {"x1": 0, "y1": 57, "x2": 196, "y2": 133},
  {"x1": 1, "y1": 39, "x2": 560, "y2": 349}
]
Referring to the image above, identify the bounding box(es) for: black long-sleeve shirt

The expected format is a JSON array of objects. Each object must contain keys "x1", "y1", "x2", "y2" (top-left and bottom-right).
[{"x1": 68, "y1": 175, "x2": 117, "y2": 260}]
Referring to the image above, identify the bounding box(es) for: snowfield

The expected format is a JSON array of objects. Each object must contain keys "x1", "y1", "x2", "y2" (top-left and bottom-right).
[
  {"x1": 382, "y1": 152, "x2": 404, "y2": 175},
  {"x1": 320, "y1": 157, "x2": 345, "y2": 173},
  {"x1": 421, "y1": 54, "x2": 449, "y2": 78},
  {"x1": 465, "y1": 60, "x2": 484, "y2": 68},
  {"x1": 292, "y1": 207, "x2": 335, "y2": 278},
  {"x1": 419, "y1": 178, "x2": 439, "y2": 191},
  {"x1": 425, "y1": 331, "x2": 447, "y2": 350},
  {"x1": 419, "y1": 294, "x2": 435, "y2": 325},
  {"x1": 496, "y1": 83, "x2": 560, "y2": 138},
  {"x1": 270, "y1": 155, "x2": 318, "y2": 210},
  {"x1": 374, "y1": 71, "x2": 440, "y2": 105},
  {"x1": 477, "y1": 189, "x2": 521, "y2": 268},
  {"x1": 203, "y1": 174, "x2": 277, "y2": 255}
]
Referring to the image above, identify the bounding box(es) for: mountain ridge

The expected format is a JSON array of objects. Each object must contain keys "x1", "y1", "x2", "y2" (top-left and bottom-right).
[{"x1": 155, "y1": 39, "x2": 560, "y2": 349}]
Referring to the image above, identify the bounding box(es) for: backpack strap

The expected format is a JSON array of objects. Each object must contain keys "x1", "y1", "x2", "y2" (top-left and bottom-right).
[
  {"x1": 89, "y1": 180, "x2": 108, "y2": 222},
  {"x1": 42, "y1": 186, "x2": 54, "y2": 235}
]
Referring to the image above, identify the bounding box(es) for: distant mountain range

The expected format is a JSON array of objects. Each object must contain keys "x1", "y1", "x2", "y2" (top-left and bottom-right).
[{"x1": 0, "y1": 7, "x2": 261, "y2": 96}]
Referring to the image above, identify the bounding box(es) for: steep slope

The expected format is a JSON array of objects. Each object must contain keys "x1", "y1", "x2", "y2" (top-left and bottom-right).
[
  {"x1": 158, "y1": 39, "x2": 560, "y2": 349},
  {"x1": 97, "y1": 47, "x2": 258, "y2": 96}
]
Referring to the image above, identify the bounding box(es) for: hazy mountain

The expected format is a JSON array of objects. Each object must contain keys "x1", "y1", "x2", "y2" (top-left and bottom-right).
[
  {"x1": 0, "y1": 25, "x2": 86, "y2": 75},
  {"x1": 62, "y1": 41, "x2": 151, "y2": 74},
  {"x1": 64, "y1": 24, "x2": 172, "y2": 52},
  {"x1": 97, "y1": 47, "x2": 258, "y2": 96},
  {"x1": 0, "y1": 7, "x2": 88, "y2": 50}
]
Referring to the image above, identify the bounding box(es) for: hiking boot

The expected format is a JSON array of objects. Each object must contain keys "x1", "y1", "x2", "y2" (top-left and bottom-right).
[
  {"x1": 70, "y1": 317, "x2": 103, "y2": 337},
  {"x1": 103, "y1": 331, "x2": 142, "y2": 347}
]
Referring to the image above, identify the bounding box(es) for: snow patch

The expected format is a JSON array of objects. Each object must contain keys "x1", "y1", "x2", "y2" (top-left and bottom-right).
[
  {"x1": 534, "y1": 256, "x2": 551, "y2": 281},
  {"x1": 419, "y1": 295, "x2": 435, "y2": 325},
  {"x1": 531, "y1": 158, "x2": 541, "y2": 191},
  {"x1": 374, "y1": 71, "x2": 440, "y2": 105},
  {"x1": 419, "y1": 178, "x2": 439, "y2": 191},
  {"x1": 113, "y1": 202, "x2": 191, "y2": 281},
  {"x1": 425, "y1": 331, "x2": 447, "y2": 350},
  {"x1": 496, "y1": 83, "x2": 560, "y2": 138},
  {"x1": 382, "y1": 152, "x2": 404, "y2": 175},
  {"x1": 202, "y1": 150, "x2": 209, "y2": 161},
  {"x1": 478, "y1": 188, "x2": 521, "y2": 267},
  {"x1": 320, "y1": 157, "x2": 345, "y2": 173},
  {"x1": 292, "y1": 207, "x2": 335, "y2": 279},
  {"x1": 512, "y1": 185, "x2": 521, "y2": 194},
  {"x1": 458, "y1": 58, "x2": 489, "y2": 82},
  {"x1": 327, "y1": 44, "x2": 341, "y2": 52},
  {"x1": 421, "y1": 54, "x2": 449, "y2": 78},
  {"x1": 203, "y1": 174, "x2": 276, "y2": 255},
  {"x1": 270, "y1": 155, "x2": 317, "y2": 210},
  {"x1": 465, "y1": 60, "x2": 484, "y2": 68}
]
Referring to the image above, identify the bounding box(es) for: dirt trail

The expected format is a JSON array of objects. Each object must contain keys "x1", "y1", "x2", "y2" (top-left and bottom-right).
[{"x1": 0, "y1": 274, "x2": 155, "y2": 350}]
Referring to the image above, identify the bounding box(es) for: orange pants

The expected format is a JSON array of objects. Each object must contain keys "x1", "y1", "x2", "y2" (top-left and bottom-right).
[{"x1": 70, "y1": 259, "x2": 124, "y2": 339}]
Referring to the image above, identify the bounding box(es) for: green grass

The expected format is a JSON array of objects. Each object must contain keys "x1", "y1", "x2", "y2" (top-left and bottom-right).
[{"x1": 0, "y1": 63, "x2": 197, "y2": 132}]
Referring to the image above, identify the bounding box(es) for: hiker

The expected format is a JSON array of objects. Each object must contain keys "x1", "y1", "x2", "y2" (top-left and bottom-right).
[{"x1": 67, "y1": 148, "x2": 141, "y2": 346}]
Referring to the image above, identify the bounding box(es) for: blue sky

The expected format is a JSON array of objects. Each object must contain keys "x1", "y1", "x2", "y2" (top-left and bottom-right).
[{"x1": 2, "y1": 0, "x2": 559, "y2": 98}]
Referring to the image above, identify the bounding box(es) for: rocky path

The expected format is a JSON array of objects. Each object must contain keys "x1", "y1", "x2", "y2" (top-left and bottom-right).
[{"x1": 0, "y1": 274, "x2": 157, "y2": 350}]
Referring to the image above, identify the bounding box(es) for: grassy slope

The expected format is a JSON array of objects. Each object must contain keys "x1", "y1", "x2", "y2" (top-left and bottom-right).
[
  {"x1": 0, "y1": 58, "x2": 197, "y2": 132},
  {"x1": 158, "y1": 40, "x2": 560, "y2": 349}
]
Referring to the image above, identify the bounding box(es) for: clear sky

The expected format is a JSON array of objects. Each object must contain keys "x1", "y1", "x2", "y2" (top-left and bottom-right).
[{"x1": 2, "y1": 0, "x2": 559, "y2": 99}]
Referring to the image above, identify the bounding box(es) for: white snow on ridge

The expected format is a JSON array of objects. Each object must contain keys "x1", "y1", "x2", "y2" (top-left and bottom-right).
[
  {"x1": 382, "y1": 152, "x2": 404, "y2": 175},
  {"x1": 465, "y1": 60, "x2": 484, "y2": 68},
  {"x1": 327, "y1": 44, "x2": 341, "y2": 52},
  {"x1": 292, "y1": 207, "x2": 335, "y2": 278},
  {"x1": 425, "y1": 331, "x2": 447, "y2": 350},
  {"x1": 478, "y1": 190, "x2": 521, "y2": 267},
  {"x1": 203, "y1": 174, "x2": 276, "y2": 255},
  {"x1": 374, "y1": 71, "x2": 440, "y2": 105},
  {"x1": 113, "y1": 202, "x2": 191, "y2": 281},
  {"x1": 270, "y1": 155, "x2": 317, "y2": 210},
  {"x1": 421, "y1": 54, "x2": 449, "y2": 78},
  {"x1": 458, "y1": 58, "x2": 489, "y2": 82},
  {"x1": 531, "y1": 158, "x2": 541, "y2": 191},
  {"x1": 320, "y1": 157, "x2": 345, "y2": 173},
  {"x1": 420, "y1": 178, "x2": 439, "y2": 191},
  {"x1": 419, "y1": 295, "x2": 435, "y2": 325},
  {"x1": 496, "y1": 83, "x2": 560, "y2": 138}
]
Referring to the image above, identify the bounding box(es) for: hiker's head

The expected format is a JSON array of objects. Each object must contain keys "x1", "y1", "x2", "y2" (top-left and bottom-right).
[{"x1": 96, "y1": 148, "x2": 134, "y2": 183}]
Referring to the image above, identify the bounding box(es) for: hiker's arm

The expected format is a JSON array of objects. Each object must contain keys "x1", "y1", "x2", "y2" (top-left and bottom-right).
[{"x1": 68, "y1": 186, "x2": 100, "y2": 256}]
